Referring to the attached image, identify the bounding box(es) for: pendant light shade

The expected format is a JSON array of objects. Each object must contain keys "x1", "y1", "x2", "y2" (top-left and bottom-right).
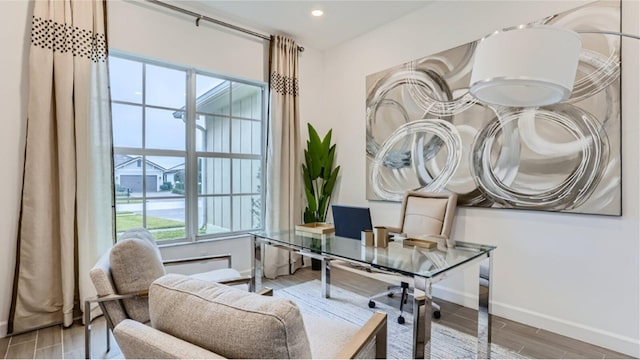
[{"x1": 469, "y1": 25, "x2": 582, "y2": 107}]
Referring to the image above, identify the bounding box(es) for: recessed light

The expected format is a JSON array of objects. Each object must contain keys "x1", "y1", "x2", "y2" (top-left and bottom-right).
[{"x1": 311, "y1": 9, "x2": 324, "y2": 17}]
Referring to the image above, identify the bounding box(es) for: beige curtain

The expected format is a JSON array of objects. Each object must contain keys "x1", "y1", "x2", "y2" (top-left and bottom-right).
[
  {"x1": 9, "y1": 0, "x2": 114, "y2": 333},
  {"x1": 264, "y1": 35, "x2": 303, "y2": 278}
]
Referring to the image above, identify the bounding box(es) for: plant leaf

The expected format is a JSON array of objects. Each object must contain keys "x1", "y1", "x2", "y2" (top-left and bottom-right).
[
  {"x1": 318, "y1": 194, "x2": 329, "y2": 222},
  {"x1": 302, "y1": 164, "x2": 313, "y2": 193},
  {"x1": 305, "y1": 187, "x2": 317, "y2": 212},
  {"x1": 308, "y1": 125, "x2": 323, "y2": 179},
  {"x1": 321, "y1": 129, "x2": 332, "y2": 157},
  {"x1": 323, "y1": 166, "x2": 340, "y2": 197},
  {"x1": 323, "y1": 144, "x2": 336, "y2": 179}
]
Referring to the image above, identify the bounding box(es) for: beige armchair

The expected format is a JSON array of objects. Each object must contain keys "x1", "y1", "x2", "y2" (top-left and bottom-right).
[
  {"x1": 113, "y1": 274, "x2": 388, "y2": 359},
  {"x1": 86, "y1": 228, "x2": 251, "y2": 358},
  {"x1": 367, "y1": 191, "x2": 458, "y2": 324}
]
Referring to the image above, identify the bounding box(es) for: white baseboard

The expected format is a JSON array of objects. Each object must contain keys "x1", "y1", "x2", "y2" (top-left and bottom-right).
[
  {"x1": 432, "y1": 284, "x2": 640, "y2": 358},
  {"x1": 0, "y1": 321, "x2": 7, "y2": 338}
]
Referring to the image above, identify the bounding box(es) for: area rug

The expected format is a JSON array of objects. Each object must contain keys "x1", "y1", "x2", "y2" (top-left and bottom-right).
[{"x1": 274, "y1": 280, "x2": 526, "y2": 359}]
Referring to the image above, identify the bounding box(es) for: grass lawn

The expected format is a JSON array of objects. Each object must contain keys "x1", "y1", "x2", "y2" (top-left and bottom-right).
[
  {"x1": 116, "y1": 212, "x2": 211, "y2": 240},
  {"x1": 116, "y1": 212, "x2": 184, "y2": 232},
  {"x1": 115, "y1": 198, "x2": 144, "y2": 204},
  {"x1": 154, "y1": 229, "x2": 186, "y2": 240}
]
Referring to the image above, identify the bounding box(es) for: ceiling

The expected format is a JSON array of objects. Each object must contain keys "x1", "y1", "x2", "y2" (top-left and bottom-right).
[{"x1": 174, "y1": 1, "x2": 432, "y2": 51}]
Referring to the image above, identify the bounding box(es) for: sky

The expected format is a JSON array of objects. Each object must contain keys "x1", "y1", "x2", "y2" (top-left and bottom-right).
[{"x1": 109, "y1": 56, "x2": 239, "y2": 169}]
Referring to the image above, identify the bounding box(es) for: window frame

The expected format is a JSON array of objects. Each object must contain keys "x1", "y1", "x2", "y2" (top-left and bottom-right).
[{"x1": 110, "y1": 51, "x2": 268, "y2": 244}]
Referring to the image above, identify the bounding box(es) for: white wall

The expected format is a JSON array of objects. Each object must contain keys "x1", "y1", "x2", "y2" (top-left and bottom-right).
[
  {"x1": 298, "y1": 46, "x2": 326, "y2": 140},
  {"x1": 0, "y1": 0, "x2": 31, "y2": 338},
  {"x1": 322, "y1": 0, "x2": 639, "y2": 356},
  {"x1": 108, "y1": 0, "x2": 266, "y2": 81}
]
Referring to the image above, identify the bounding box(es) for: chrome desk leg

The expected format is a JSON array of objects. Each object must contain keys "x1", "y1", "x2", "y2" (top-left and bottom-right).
[
  {"x1": 321, "y1": 258, "x2": 331, "y2": 298},
  {"x1": 413, "y1": 280, "x2": 432, "y2": 359},
  {"x1": 251, "y1": 235, "x2": 262, "y2": 292},
  {"x1": 478, "y1": 253, "x2": 494, "y2": 359}
]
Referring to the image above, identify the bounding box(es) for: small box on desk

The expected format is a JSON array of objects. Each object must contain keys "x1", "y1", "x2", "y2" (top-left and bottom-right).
[
  {"x1": 294, "y1": 222, "x2": 335, "y2": 237},
  {"x1": 403, "y1": 238, "x2": 438, "y2": 250}
]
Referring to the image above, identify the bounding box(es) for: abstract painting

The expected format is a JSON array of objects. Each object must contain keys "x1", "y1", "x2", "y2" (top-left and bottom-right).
[{"x1": 365, "y1": 0, "x2": 621, "y2": 215}]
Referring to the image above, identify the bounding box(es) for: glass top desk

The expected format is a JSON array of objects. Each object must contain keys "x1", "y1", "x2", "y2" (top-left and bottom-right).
[{"x1": 249, "y1": 230, "x2": 496, "y2": 359}]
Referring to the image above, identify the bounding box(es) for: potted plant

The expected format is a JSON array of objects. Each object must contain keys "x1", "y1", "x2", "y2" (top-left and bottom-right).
[{"x1": 302, "y1": 123, "x2": 340, "y2": 269}]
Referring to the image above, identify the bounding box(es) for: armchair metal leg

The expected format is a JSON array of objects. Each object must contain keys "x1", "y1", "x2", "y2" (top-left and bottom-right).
[
  {"x1": 85, "y1": 300, "x2": 116, "y2": 359},
  {"x1": 84, "y1": 300, "x2": 91, "y2": 359},
  {"x1": 106, "y1": 326, "x2": 110, "y2": 352}
]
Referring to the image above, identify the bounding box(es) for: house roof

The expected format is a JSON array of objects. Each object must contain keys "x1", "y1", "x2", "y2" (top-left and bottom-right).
[
  {"x1": 114, "y1": 154, "x2": 133, "y2": 167},
  {"x1": 114, "y1": 155, "x2": 167, "y2": 171},
  {"x1": 172, "y1": 80, "x2": 260, "y2": 119},
  {"x1": 164, "y1": 163, "x2": 185, "y2": 174}
]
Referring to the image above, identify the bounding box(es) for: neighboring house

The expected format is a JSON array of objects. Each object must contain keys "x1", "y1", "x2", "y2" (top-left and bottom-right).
[
  {"x1": 114, "y1": 155, "x2": 167, "y2": 193},
  {"x1": 164, "y1": 163, "x2": 185, "y2": 185}
]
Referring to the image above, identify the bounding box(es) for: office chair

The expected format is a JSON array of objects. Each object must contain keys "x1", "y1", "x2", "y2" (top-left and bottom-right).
[{"x1": 367, "y1": 191, "x2": 458, "y2": 324}]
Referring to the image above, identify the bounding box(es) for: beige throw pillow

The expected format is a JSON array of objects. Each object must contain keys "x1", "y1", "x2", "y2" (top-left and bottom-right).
[
  {"x1": 149, "y1": 274, "x2": 312, "y2": 359},
  {"x1": 110, "y1": 238, "x2": 165, "y2": 323}
]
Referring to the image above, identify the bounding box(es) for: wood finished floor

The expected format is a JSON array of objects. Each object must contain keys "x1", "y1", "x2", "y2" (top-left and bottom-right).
[{"x1": 1, "y1": 266, "x2": 632, "y2": 359}]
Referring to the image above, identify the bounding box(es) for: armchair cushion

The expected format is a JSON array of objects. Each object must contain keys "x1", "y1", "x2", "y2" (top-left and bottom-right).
[
  {"x1": 149, "y1": 274, "x2": 312, "y2": 359},
  {"x1": 303, "y1": 313, "x2": 374, "y2": 359},
  {"x1": 110, "y1": 238, "x2": 165, "y2": 323},
  {"x1": 114, "y1": 319, "x2": 223, "y2": 359}
]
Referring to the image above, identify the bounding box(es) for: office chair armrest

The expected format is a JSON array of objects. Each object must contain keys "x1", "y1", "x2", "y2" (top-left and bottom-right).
[
  {"x1": 163, "y1": 254, "x2": 232, "y2": 268},
  {"x1": 334, "y1": 311, "x2": 387, "y2": 359}
]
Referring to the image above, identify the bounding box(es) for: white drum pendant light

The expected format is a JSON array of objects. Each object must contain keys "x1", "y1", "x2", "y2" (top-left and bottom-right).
[{"x1": 469, "y1": 25, "x2": 582, "y2": 107}]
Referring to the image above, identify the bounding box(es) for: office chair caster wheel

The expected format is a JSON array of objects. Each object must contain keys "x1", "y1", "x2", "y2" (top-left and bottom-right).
[
  {"x1": 397, "y1": 316, "x2": 405, "y2": 324},
  {"x1": 368, "y1": 300, "x2": 376, "y2": 308},
  {"x1": 433, "y1": 310, "x2": 441, "y2": 319}
]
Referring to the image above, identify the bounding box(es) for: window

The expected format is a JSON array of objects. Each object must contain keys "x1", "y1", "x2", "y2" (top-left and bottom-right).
[{"x1": 109, "y1": 53, "x2": 266, "y2": 243}]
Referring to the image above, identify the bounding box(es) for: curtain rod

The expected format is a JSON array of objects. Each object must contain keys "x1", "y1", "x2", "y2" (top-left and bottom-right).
[{"x1": 144, "y1": 0, "x2": 305, "y2": 52}]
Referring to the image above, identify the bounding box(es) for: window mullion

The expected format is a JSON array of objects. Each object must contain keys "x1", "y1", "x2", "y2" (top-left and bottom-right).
[
  {"x1": 261, "y1": 87, "x2": 268, "y2": 230},
  {"x1": 142, "y1": 63, "x2": 147, "y2": 229},
  {"x1": 229, "y1": 82, "x2": 235, "y2": 232},
  {"x1": 186, "y1": 69, "x2": 197, "y2": 242}
]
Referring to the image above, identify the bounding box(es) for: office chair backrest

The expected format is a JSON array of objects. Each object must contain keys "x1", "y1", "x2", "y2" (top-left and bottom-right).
[{"x1": 399, "y1": 191, "x2": 458, "y2": 238}]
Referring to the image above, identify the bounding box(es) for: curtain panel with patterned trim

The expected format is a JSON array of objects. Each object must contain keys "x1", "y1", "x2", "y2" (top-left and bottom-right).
[
  {"x1": 9, "y1": 0, "x2": 114, "y2": 333},
  {"x1": 264, "y1": 35, "x2": 303, "y2": 278}
]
